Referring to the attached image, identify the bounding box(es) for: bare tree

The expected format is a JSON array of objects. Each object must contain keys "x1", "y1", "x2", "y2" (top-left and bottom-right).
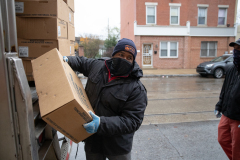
[
  {"x1": 79, "y1": 34, "x2": 104, "y2": 58},
  {"x1": 102, "y1": 46, "x2": 114, "y2": 57}
]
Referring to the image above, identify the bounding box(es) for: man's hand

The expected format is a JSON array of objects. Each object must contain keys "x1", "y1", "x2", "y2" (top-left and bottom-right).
[
  {"x1": 214, "y1": 110, "x2": 222, "y2": 118},
  {"x1": 83, "y1": 111, "x2": 100, "y2": 134},
  {"x1": 63, "y1": 56, "x2": 68, "y2": 63}
]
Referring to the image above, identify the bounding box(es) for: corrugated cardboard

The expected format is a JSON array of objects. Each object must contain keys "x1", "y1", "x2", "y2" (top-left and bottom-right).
[
  {"x1": 68, "y1": 23, "x2": 75, "y2": 41},
  {"x1": 15, "y1": 0, "x2": 69, "y2": 22},
  {"x1": 18, "y1": 39, "x2": 70, "y2": 58},
  {"x1": 63, "y1": 0, "x2": 74, "y2": 12},
  {"x1": 32, "y1": 48, "x2": 94, "y2": 143},
  {"x1": 70, "y1": 40, "x2": 75, "y2": 55},
  {"x1": 22, "y1": 59, "x2": 33, "y2": 76},
  {"x1": 58, "y1": 39, "x2": 70, "y2": 56},
  {"x1": 22, "y1": 59, "x2": 34, "y2": 81},
  {"x1": 27, "y1": 75, "x2": 34, "y2": 81},
  {"x1": 68, "y1": 7, "x2": 74, "y2": 25},
  {"x1": 16, "y1": 17, "x2": 68, "y2": 40}
]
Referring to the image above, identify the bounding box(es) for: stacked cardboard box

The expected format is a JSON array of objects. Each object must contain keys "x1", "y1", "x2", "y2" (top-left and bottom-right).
[
  {"x1": 66, "y1": 0, "x2": 75, "y2": 56},
  {"x1": 15, "y1": 0, "x2": 75, "y2": 81}
]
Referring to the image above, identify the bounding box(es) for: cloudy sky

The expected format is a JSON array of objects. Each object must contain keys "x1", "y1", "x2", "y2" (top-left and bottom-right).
[
  {"x1": 74, "y1": 0, "x2": 120, "y2": 39},
  {"x1": 74, "y1": 0, "x2": 240, "y2": 39}
]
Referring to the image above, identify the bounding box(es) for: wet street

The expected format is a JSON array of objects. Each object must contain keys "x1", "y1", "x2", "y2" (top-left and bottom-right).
[
  {"x1": 141, "y1": 76, "x2": 224, "y2": 124},
  {"x1": 68, "y1": 76, "x2": 228, "y2": 160}
]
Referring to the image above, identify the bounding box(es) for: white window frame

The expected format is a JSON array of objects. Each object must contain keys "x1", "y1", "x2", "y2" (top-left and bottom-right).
[
  {"x1": 145, "y1": 2, "x2": 158, "y2": 25},
  {"x1": 197, "y1": 4, "x2": 208, "y2": 26},
  {"x1": 218, "y1": 5, "x2": 228, "y2": 26},
  {"x1": 169, "y1": 3, "x2": 181, "y2": 25},
  {"x1": 159, "y1": 41, "x2": 178, "y2": 58},
  {"x1": 200, "y1": 41, "x2": 218, "y2": 57}
]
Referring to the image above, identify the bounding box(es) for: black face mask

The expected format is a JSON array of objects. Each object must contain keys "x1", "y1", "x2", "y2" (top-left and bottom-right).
[
  {"x1": 110, "y1": 58, "x2": 133, "y2": 76},
  {"x1": 233, "y1": 49, "x2": 240, "y2": 71}
]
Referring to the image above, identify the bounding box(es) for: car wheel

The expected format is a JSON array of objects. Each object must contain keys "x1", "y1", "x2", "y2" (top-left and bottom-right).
[
  {"x1": 214, "y1": 68, "x2": 223, "y2": 78},
  {"x1": 200, "y1": 74, "x2": 207, "y2": 77}
]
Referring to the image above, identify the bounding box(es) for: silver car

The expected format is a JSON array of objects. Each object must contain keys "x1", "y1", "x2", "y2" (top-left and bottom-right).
[{"x1": 196, "y1": 54, "x2": 234, "y2": 78}]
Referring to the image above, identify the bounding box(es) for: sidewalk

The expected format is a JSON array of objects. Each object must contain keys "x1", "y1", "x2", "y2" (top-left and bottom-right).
[
  {"x1": 142, "y1": 68, "x2": 198, "y2": 77},
  {"x1": 78, "y1": 69, "x2": 199, "y2": 78}
]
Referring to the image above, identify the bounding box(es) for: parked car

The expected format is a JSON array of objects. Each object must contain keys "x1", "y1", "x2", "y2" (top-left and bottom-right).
[{"x1": 196, "y1": 54, "x2": 234, "y2": 78}]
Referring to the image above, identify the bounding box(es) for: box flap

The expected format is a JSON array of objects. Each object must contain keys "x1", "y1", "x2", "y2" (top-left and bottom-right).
[{"x1": 32, "y1": 48, "x2": 74, "y2": 117}]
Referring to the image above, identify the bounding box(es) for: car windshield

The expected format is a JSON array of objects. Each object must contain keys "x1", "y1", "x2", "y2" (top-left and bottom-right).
[{"x1": 210, "y1": 56, "x2": 229, "y2": 62}]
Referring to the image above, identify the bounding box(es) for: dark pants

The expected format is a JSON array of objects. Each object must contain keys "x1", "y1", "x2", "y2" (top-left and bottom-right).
[{"x1": 85, "y1": 152, "x2": 131, "y2": 160}]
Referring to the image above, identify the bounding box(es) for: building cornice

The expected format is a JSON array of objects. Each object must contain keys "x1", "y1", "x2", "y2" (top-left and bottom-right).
[{"x1": 134, "y1": 21, "x2": 237, "y2": 37}]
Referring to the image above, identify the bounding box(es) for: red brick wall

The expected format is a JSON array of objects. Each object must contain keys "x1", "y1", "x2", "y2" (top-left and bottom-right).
[
  {"x1": 135, "y1": 35, "x2": 142, "y2": 66},
  {"x1": 135, "y1": 36, "x2": 235, "y2": 69},
  {"x1": 78, "y1": 46, "x2": 84, "y2": 57},
  {"x1": 137, "y1": 36, "x2": 185, "y2": 69},
  {"x1": 136, "y1": 0, "x2": 236, "y2": 27},
  {"x1": 189, "y1": 36, "x2": 235, "y2": 68},
  {"x1": 120, "y1": 0, "x2": 136, "y2": 40},
  {"x1": 121, "y1": 0, "x2": 236, "y2": 69}
]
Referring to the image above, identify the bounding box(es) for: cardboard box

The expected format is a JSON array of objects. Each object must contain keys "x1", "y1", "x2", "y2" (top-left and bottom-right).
[
  {"x1": 68, "y1": 23, "x2": 75, "y2": 41},
  {"x1": 63, "y1": 0, "x2": 74, "y2": 12},
  {"x1": 26, "y1": 75, "x2": 34, "y2": 81},
  {"x1": 18, "y1": 39, "x2": 70, "y2": 58},
  {"x1": 16, "y1": 17, "x2": 68, "y2": 40},
  {"x1": 22, "y1": 59, "x2": 34, "y2": 81},
  {"x1": 68, "y1": 7, "x2": 74, "y2": 25},
  {"x1": 70, "y1": 40, "x2": 75, "y2": 55},
  {"x1": 15, "y1": 0, "x2": 69, "y2": 22},
  {"x1": 32, "y1": 48, "x2": 94, "y2": 143}
]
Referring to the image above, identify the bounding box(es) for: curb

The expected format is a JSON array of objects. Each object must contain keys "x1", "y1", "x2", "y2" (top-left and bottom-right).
[
  {"x1": 142, "y1": 74, "x2": 199, "y2": 78},
  {"x1": 78, "y1": 74, "x2": 200, "y2": 78}
]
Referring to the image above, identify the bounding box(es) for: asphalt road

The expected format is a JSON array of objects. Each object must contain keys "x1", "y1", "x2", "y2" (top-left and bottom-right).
[
  {"x1": 66, "y1": 76, "x2": 228, "y2": 160},
  {"x1": 141, "y1": 76, "x2": 224, "y2": 124}
]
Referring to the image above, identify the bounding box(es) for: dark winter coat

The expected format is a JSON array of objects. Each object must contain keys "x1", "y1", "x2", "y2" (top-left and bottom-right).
[
  {"x1": 215, "y1": 65, "x2": 240, "y2": 121},
  {"x1": 67, "y1": 56, "x2": 148, "y2": 156}
]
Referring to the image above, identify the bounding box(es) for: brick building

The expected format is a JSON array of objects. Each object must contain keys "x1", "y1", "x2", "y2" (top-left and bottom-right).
[{"x1": 120, "y1": 0, "x2": 238, "y2": 69}]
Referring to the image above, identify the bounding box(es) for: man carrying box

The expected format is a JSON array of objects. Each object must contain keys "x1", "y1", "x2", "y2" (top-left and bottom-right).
[{"x1": 63, "y1": 38, "x2": 147, "y2": 160}]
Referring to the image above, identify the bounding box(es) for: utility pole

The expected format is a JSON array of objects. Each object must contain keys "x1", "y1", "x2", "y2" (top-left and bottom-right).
[{"x1": 108, "y1": 18, "x2": 109, "y2": 39}]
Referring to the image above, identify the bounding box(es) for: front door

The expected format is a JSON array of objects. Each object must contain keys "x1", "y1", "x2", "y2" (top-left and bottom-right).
[{"x1": 142, "y1": 44, "x2": 152, "y2": 67}]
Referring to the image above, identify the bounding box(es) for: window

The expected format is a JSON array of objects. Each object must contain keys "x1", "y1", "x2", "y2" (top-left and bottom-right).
[
  {"x1": 170, "y1": 7, "x2": 179, "y2": 25},
  {"x1": 145, "y1": 2, "x2": 158, "y2": 24},
  {"x1": 160, "y1": 42, "x2": 178, "y2": 58},
  {"x1": 147, "y1": 6, "x2": 156, "y2": 24},
  {"x1": 201, "y1": 42, "x2": 217, "y2": 57},
  {"x1": 218, "y1": 8, "x2": 227, "y2": 25},
  {"x1": 169, "y1": 3, "x2": 181, "y2": 25},
  {"x1": 198, "y1": 8, "x2": 207, "y2": 25}
]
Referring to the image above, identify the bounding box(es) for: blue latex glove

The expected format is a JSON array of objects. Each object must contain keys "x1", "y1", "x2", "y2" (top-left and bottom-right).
[
  {"x1": 214, "y1": 110, "x2": 222, "y2": 118},
  {"x1": 63, "y1": 56, "x2": 68, "y2": 63},
  {"x1": 238, "y1": 125, "x2": 240, "y2": 128},
  {"x1": 83, "y1": 111, "x2": 100, "y2": 134}
]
